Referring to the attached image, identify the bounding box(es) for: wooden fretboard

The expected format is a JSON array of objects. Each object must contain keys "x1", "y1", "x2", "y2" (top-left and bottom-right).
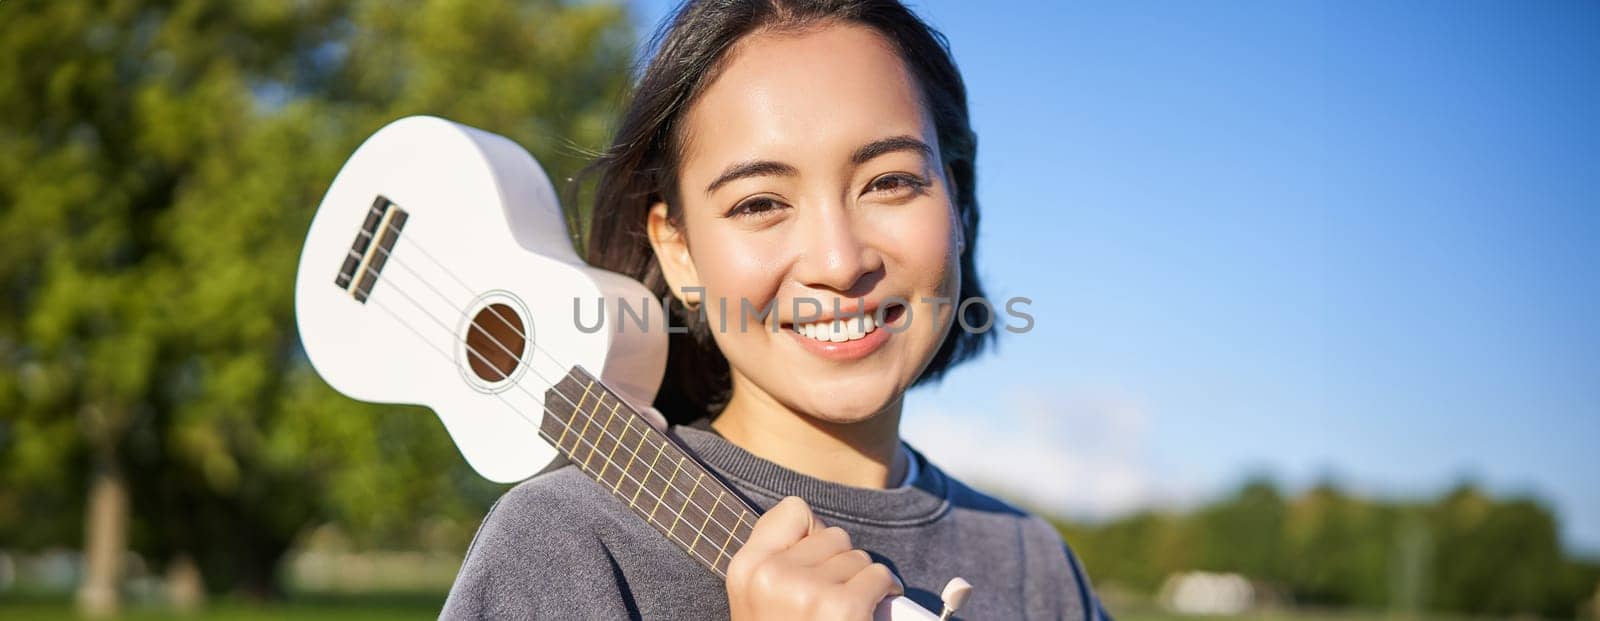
[{"x1": 539, "y1": 366, "x2": 758, "y2": 577}]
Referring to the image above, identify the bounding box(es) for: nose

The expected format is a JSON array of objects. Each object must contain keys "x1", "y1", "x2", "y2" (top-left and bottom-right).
[{"x1": 792, "y1": 201, "x2": 883, "y2": 295}]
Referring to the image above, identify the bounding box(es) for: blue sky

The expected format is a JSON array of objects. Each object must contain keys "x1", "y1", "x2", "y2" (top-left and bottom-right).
[{"x1": 626, "y1": 0, "x2": 1600, "y2": 553}]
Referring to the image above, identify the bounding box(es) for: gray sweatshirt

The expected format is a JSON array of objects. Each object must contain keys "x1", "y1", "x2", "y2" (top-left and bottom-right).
[{"x1": 441, "y1": 423, "x2": 1110, "y2": 620}]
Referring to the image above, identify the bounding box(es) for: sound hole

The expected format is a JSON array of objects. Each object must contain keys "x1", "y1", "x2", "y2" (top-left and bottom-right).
[{"x1": 466, "y1": 303, "x2": 525, "y2": 382}]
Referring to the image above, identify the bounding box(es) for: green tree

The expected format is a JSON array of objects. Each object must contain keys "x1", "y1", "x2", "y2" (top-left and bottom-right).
[
  {"x1": 1193, "y1": 477, "x2": 1288, "y2": 582},
  {"x1": 0, "y1": 0, "x2": 635, "y2": 613},
  {"x1": 1057, "y1": 510, "x2": 1191, "y2": 594},
  {"x1": 1428, "y1": 484, "x2": 1566, "y2": 616},
  {"x1": 1053, "y1": 477, "x2": 1598, "y2": 617},
  {"x1": 1283, "y1": 482, "x2": 1392, "y2": 607}
]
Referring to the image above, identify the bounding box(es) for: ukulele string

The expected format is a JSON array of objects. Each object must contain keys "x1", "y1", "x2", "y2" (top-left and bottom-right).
[
  {"x1": 358, "y1": 271, "x2": 755, "y2": 551},
  {"x1": 361, "y1": 292, "x2": 736, "y2": 575},
  {"x1": 364, "y1": 230, "x2": 756, "y2": 530},
  {"x1": 350, "y1": 216, "x2": 758, "y2": 531},
  {"x1": 352, "y1": 232, "x2": 758, "y2": 543}
]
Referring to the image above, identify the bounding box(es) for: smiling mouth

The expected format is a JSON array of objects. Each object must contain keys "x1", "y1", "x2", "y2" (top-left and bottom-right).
[{"x1": 785, "y1": 303, "x2": 907, "y2": 342}]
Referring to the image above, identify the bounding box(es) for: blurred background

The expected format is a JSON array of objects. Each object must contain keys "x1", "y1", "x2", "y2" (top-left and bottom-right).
[{"x1": 1, "y1": 0, "x2": 1595, "y2": 619}]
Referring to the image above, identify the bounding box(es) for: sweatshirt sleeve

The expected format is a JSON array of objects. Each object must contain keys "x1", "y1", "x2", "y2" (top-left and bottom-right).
[
  {"x1": 440, "y1": 476, "x2": 639, "y2": 620},
  {"x1": 1063, "y1": 542, "x2": 1112, "y2": 621}
]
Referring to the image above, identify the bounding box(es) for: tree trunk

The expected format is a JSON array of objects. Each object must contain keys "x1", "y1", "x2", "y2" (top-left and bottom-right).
[
  {"x1": 76, "y1": 462, "x2": 128, "y2": 618},
  {"x1": 165, "y1": 552, "x2": 206, "y2": 612}
]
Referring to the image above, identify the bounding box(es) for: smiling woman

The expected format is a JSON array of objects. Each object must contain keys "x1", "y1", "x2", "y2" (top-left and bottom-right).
[
  {"x1": 649, "y1": 21, "x2": 966, "y2": 438},
  {"x1": 442, "y1": 1, "x2": 1110, "y2": 619}
]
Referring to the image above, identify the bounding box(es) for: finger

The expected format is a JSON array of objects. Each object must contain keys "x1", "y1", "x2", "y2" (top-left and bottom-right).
[
  {"x1": 736, "y1": 497, "x2": 814, "y2": 563},
  {"x1": 805, "y1": 502, "x2": 825, "y2": 535},
  {"x1": 778, "y1": 526, "x2": 853, "y2": 567},
  {"x1": 843, "y1": 562, "x2": 905, "y2": 602},
  {"x1": 816, "y1": 548, "x2": 874, "y2": 582}
]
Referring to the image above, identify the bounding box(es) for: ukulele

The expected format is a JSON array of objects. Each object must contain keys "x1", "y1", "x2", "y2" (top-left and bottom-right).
[{"x1": 293, "y1": 116, "x2": 963, "y2": 620}]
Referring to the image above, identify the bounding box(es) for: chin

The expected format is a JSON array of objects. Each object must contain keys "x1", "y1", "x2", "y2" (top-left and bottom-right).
[
  {"x1": 804, "y1": 409, "x2": 880, "y2": 426},
  {"x1": 773, "y1": 354, "x2": 922, "y2": 426},
  {"x1": 793, "y1": 388, "x2": 900, "y2": 426}
]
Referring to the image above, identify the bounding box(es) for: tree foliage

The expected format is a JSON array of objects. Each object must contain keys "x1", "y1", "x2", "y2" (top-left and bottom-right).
[
  {"x1": 0, "y1": 0, "x2": 636, "y2": 596},
  {"x1": 1058, "y1": 480, "x2": 1600, "y2": 618}
]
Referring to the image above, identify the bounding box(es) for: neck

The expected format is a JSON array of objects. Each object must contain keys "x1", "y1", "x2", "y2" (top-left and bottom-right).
[{"x1": 711, "y1": 371, "x2": 906, "y2": 489}]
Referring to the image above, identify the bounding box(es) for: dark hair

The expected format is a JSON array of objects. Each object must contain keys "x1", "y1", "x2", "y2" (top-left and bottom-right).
[{"x1": 583, "y1": 0, "x2": 991, "y2": 424}]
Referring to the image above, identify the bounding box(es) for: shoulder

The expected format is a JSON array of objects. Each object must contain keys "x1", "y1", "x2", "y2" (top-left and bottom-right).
[
  {"x1": 442, "y1": 465, "x2": 640, "y2": 619},
  {"x1": 488, "y1": 464, "x2": 625, "y2": 528},
  {"x1": 460, "y1": 463, "x2": 658, "y2": 565},
  {"x1": 924, "y1": 455, "x2": 1065, "y2": 545},
  {"x1": 941, "y1": 471, "x2": 1073, "y2": 555},
  {"x1": 922, "y1": 457, "x2": 1112, "y2": 620}
]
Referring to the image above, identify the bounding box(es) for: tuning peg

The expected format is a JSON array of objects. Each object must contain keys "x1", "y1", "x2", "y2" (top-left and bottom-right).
[{"x1": 938, "y1": 577, "x2": 972, "y2": 620}]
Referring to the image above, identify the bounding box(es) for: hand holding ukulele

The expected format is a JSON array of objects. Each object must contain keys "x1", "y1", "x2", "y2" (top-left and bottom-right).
[{"x1": 727, "y1": 497, "x2": 904, "y2": 620}]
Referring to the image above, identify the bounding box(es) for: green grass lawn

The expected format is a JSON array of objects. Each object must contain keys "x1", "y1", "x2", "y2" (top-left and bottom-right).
[{"x1": 0, "y1": 592, "x2": 446, "y2": 621}]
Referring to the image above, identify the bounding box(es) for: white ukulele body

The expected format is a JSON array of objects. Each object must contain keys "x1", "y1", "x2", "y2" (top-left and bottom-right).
[{"x1": 294, "y1": 115, "x2": 666, "y2": 484}]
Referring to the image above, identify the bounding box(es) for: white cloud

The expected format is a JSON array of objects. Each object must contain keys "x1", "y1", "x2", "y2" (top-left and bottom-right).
[{"x1": 902, "y1": 387, "x2": 1194, "y2": 521}]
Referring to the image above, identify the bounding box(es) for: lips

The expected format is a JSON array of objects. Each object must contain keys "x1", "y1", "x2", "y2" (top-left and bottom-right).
[
  {"x1": 781, "y1": 301, "x2": 906, "y2": 331},
  {"x1": 792, "y1": 314, "x2": 880, "y2": 342},
  {"x1": 780, "y1": 303, "x2": 906, "y2": 361}
]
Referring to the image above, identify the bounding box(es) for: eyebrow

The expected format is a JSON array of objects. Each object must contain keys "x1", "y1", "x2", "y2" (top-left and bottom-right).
[
  {"x1": 702, "y1": 135, "x2": 934, "y2": 196},
  {"x1": 850, "y1": 135, "x2": 933, "y2": 167},
  {"x1": 704, "y1": 160, "x2": 798, "y2": 196}
]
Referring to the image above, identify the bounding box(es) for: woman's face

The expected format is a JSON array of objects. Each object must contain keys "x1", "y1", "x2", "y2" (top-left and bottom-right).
[{"x1": 650, "y1": 22, "x2": 962, "y2": 424}]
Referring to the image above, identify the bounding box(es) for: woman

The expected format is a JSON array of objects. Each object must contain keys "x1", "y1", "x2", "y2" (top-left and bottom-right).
[{"x1": 444, "y1": 1, "x2": 1109, "y2": 618}]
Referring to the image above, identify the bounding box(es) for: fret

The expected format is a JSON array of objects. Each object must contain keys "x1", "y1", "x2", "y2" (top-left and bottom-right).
[
  {"x1": 667, "y1": 502, "x2": 708, "y2": 563},
  {"x1": 550, "y1": 378, "x2": 593, "y2": 449},
  {"x1": 632, "y1": 437, "x2": 723, "y2": 566},
  {"x1": 538, "y1": 365, "x2": 763, "y2": 577},
  {"x1": 629, "y1": 434, "x2": 665, "y2": 508},
  {"x1": 603, "y1": 399, "x2": 637, "y2": 494},
  {"x1": 591, "y1": 393, "x2": 624, "y2": 489},
  {"x1": 619, "y1": 422, "x2": 657, "y2": 508},
  {"x1": 574, "y1": 388, "x2": 603, "y2": 473},
  {"x1": 713, "y1": 520, "x2": 736, "y2": 575},
  {"x1": 689, "y1": 472, "x2": 733, "y2": 566},
  {"x1": 684, "y1": 473, "x2": 708, "y2": 550},
  {"x1": 604, "y1": 401, "x2": 632, "y2": 494},
  {"x1": 663, "y1": 457, "x2": 713, "y2": 559},
  {"x1": 708, "y1": 489, "x2": 746, "y2": 556},
  {"x1": 694, "y1": 530, "x2": 731, "y2": 572},
  {"x1": 654, "y1": 456, "x2": 685, "y2": 525}
]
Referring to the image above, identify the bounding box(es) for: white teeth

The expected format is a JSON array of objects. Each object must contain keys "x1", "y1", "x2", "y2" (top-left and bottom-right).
[{"x1": 791, "y1": 314, "x2": 880, "y2": 342}]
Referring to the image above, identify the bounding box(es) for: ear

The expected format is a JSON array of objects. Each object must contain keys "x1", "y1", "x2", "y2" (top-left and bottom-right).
[{"x1": 646, "y1": 201, "x2": 703, "y2": 305}]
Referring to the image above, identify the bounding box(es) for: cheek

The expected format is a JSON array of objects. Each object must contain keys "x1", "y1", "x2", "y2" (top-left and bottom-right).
[
  {"x1": 876, "y1": 204, "x2": 960, "y2": 293},
  {"x1": 689, "y1": 226, "x2": 786, "y2": 309}
]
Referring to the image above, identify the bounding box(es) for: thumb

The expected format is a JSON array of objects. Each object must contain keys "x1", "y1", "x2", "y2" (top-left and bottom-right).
[{"x1": 741, "y1": 496, "x2": 816, "y2": 559}]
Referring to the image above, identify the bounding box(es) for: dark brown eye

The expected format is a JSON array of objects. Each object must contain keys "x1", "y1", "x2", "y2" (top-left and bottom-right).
[
  {"x1": 866, "y1": 173, "x2": 927, "y2": 195},
  {"x1": 727, "y1": 196, "x2": 785, "y2": 218}
]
